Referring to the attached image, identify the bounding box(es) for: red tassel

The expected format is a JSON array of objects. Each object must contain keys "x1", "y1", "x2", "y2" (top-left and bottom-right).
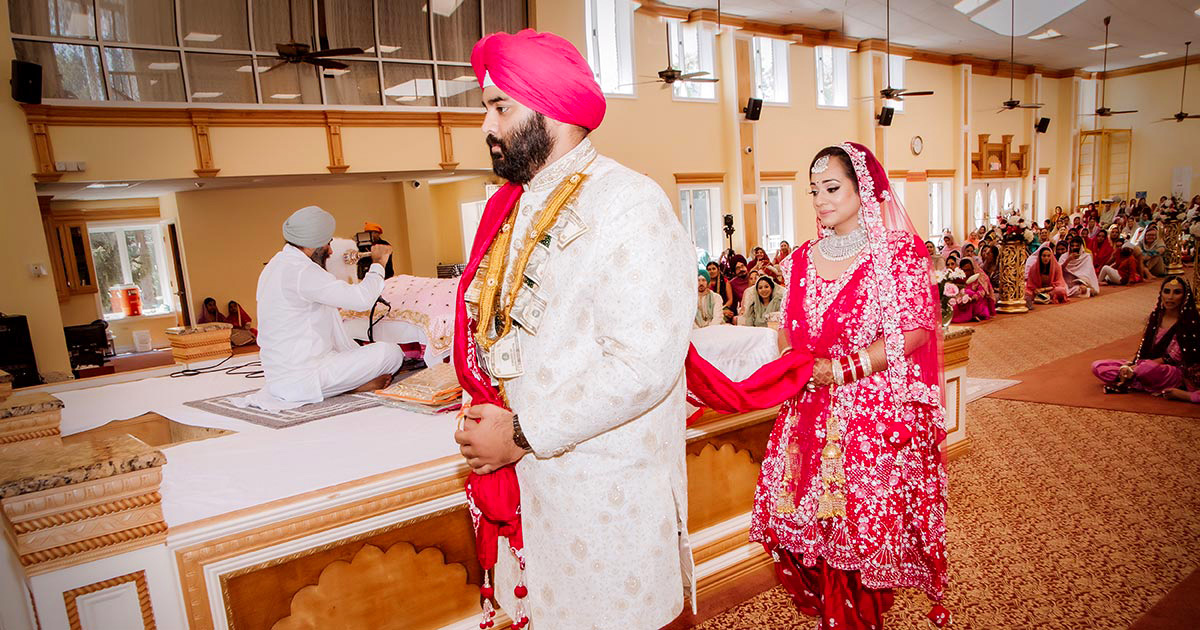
[
  {"x1": 481, "y1": 585, "x2": 494, "y2": 598},
  {"x1": 926, "y1": 603, "x2": 951, "y2": 627},
  {"x1": 514, "y1": 584, "x2": 528, "y2": 598}
]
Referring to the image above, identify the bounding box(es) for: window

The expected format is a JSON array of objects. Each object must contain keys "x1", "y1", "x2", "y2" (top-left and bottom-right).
[
  {"x1": 667, "y1": 19, "x2": 715, "y2": 100},
  {"x1": 679, "y1": 186, "x2": 723, "y2": 258},
  {"x1": 885, "y1": 54, "x2": 906, "y2": 112},
  {"x1": 585, "y1": 0, "x2": 634, "y2": 95},
  {"x1": 988, "y1": 188, "x2": 999, "y2": 222},
  {"x1": 1002, "y1": 187, "x2": 1014, "y2": 216},
  {"x1": 759, "y1": 185, "x2": 794, "y2": 252},
  {"x1": 814, "y1": 46, "x2": 848, "y2": 108},
  {"x1": 9, "y1": 0, "x2": 527, "y2": 106},
  {"x1": 928, "y1": 179, "x2": 952, "y2": 238},
  {"x1": 460, "y1": 183, "x2": 502, "y2": 256},
  {"x1": 1037, "y1": 175, "x2": 1049, "y2": 223},
  {"x1": 753, "y1": 37, "x2": 788, "y2": 104},
  {"x1": 892, "y1": 180, "x2": 906, "y2": 206},
  {"x1": 973, "y1": 190, "x2": 985, "y2": 230},
  {"x1": 89, "y1": 224, "x2": 174, "y2": 318}
]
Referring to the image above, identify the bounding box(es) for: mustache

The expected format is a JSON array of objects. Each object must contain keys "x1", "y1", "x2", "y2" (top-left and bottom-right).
[{"x1": 486, "y1": 134, "x2": 505, "y2": 153}]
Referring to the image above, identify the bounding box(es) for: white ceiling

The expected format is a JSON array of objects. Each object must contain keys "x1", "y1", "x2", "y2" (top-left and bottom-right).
[
  {"x1": 38, "y1": 170, "x2": 492, "y2": 201},
  {"x1": 669, "y1": 0, "x2": 1200, "y2": 72}
]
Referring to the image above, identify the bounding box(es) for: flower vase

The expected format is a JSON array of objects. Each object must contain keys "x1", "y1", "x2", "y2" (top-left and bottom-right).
[{"x1": 941, "y1": 304, "x2": 954, "y2": 330}]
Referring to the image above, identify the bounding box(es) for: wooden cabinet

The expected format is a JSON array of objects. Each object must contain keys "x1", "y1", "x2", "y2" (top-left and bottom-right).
[{"x1": 39, "y1": 196, "x2": 98, "y2": 301}]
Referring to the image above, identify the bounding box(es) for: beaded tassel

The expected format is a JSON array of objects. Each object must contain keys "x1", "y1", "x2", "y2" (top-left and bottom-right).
[
  {"x1": 478, "y1": 571, "x2": 496, "y2": 629},
  {"x1": 816, "y1": 415, "x2": 847, "y2": 520}
]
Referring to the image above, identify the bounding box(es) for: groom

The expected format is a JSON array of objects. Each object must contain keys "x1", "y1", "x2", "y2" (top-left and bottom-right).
[{"x1": 452, "y1": 29, "x2": 696, "y2": 628}]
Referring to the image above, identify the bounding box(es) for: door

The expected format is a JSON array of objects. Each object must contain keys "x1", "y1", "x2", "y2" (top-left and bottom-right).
[{"x1": 167, "y1": 223, "x2": 190, "y2": 326}]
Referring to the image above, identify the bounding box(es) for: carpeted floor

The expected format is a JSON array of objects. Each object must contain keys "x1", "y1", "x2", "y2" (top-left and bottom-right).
[{"x1": 697, "y1": 280, "x2": 1200, "y2": 630}]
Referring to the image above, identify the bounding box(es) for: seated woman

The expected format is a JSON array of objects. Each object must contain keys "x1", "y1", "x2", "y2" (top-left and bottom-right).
[
  {"x1": 979, "y1": 244, "x2": 999, "y2": 286},
  {"x1": 706, "y1": 261, "x2": 734, "y2": 322},
  {"x1": 1093, "y1": 276, "x2": 1200, "y2": 402},
  {"x1": 1107, "y1": 243, "x2": 1143, "y2": 286},
  {"x1": 772, "y1": 241, "x2": 792, "y2": 265},
  {"x1": 1060, "y1": 236, "x2": 1100, "y2": 298},
  {"x1": 197, "y1": 297, "x2": 226, "y2": 324},
  {"x1": 226, "y1": 300, "x2": 258, "y2": 346},
  {"x1": 739, "y1": 276, "x2": 782, "y2": 327},
  {"x1": 736, "y1": 269, "x2": 762, "y2": 321},
  {"x1": 695, "y1": 270, "x2": 724, "y2": 328},
  {"x1": 951, "y1": 258, "x2": 996, "y2": 322},
  {"x1": 1025, "y1": 245, "x2": 1069, "y2": 307},
  {"x1": 961, "y1": 242, "x2": 977, "y2": 262}
]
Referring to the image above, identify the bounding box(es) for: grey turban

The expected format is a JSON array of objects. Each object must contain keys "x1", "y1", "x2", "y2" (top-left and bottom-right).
[{"x1": 282, "y1": 205, "x2": 336, "y2": 248}]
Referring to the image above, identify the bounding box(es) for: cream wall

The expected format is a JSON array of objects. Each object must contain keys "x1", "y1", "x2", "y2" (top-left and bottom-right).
[
  {"x1": 1104, "y1": 63, "x2": 1200, "y2": 199},
  {"x1": 0, "y1": 7, "x2": 71, "y2": 380},
  {"x1": 174, "y1": 182, "x2": 412, "y2": 323}
]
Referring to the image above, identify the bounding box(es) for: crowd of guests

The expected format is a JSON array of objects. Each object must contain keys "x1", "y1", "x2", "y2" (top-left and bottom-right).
[
  {"x1": 695, "y1": 243, "x2": 790, "y2": 329},
  {"x1": 197, "y1": 296, "x2": 258, "y2": 346}
]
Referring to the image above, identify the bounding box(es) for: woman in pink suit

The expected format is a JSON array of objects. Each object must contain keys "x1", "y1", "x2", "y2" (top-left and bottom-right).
[
  {"x1": 951, "y1": 257, "x2": 996, "y2": 322},
  {"x1": 1093, "y1": 276, "x2": 1200, "y2": 400},
  {"x1": 1025, "y1": 244, "x2": 1069, "y2": 307}
]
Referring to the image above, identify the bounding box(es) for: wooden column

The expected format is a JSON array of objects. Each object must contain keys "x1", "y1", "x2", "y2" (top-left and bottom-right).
[{"x1": 734, "y1": 36, "x2": 759, "y2": 249}]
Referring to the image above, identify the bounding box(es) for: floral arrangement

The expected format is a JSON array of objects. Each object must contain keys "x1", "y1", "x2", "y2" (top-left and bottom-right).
[{"x1": 933, "y1": 267, "x2": 967, "y2": 324}]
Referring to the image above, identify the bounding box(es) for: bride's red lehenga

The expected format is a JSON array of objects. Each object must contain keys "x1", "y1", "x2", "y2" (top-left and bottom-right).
[{"x1": 687, "y1": 142, "x2": 948, "y2": 629}]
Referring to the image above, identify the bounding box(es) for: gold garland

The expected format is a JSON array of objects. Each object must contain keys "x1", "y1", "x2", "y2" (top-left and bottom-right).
[{"x1": 474, "y1": 168, "x2": 591, "y2": 353}]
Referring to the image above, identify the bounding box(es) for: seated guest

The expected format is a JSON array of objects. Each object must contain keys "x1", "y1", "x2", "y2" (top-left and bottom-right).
[
  {"x1": 1138, "y1": 225, "x2": 1167, "y2": 277},
  {"x1": 941, "y1": 233, "x2": 959, "y2": 257},
  {"x1": 739, "y1": 276, "x2": 782, "y2": 328},
  {"x1": 706, "y1": 261, "x2": 734, "y2": 320},
  {"x1": 226, "y1": 300, "x2": 257, "y2": 346},
  {"x1": 1108, "y1": 243, "x2": 1143, "y2": 286},
  {"x1": 750, "y1": 246, "x2": 783, "y2": 284},
  {"x1": 1060, "y1": 236, "x2": 1100, "y2": 298},
  {"x1": 253, "y1": 206, "x2": 405, "y2": 407},
  {"x1": 1025, "y1": 245, "x2": 1068, "y2": 307},
  {"x1": 1088, "y1": 228, "x2": 1116, "y2": 271},
  {"x1": 695, "y1": 270, "x2": 723, "y2": 328},
  {"x1": 945, "y1": 252, "x2": 959, "y2": 271},
  {"x1": 1054, "y1": 240, "x2": 1069, "y2": 259},
  {"x1": 737, "y1": 269, "x2": 762, "y2": 320},
  {"x1": 979, "y1": 244, "x2": 999, "y2": 285},
  {"x1": 772, "y1": 241, "x2": 792, "y2": 265},
  {"x1": 198, "y1": 297, "x2": 226, "y2": 324},
  {"x1": 961, "y1": 242, "x2": 977, "y2": 261},
  {"x1": 951, "y1": 258, "x2": 996, "y2": 323},
  {"x1": 926, "y1": 240, "x2": 946, "y2": 271},
  {"x1": 1093, "y1": 276, "x2": 1200, "y2": 401},
  {"x1": 728, "y1": 257, "x2": 751, "y2": 315}
]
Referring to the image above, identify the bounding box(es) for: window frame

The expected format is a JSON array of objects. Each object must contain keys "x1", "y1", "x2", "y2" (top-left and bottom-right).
[
  {"x1": 585, "y1": 0, "x2": 635, "y2": 98},
  {"x1": 678, "y1": 184, "x2": 724, "y2": 259},
  {"x1": 752, "y1": 36, "x2": 789, "y2": 105},
  {"x1": 9, "y1": 0, "x2": 526, "y2": 109},
  {"x1": 813, "y1": 45, "x2": 849, "y2": 110},
  {"x1": 885, "y1": 53, "x2": 906, "y2": 113},
  {"x1": 460, "y1": 183, "x2": 502, "y2": 258},
  {"x1": 758, "y1": 184, "x2": 794, "y2": 252},
  {"x1": 927, "y1": 178, "x2": 953, "y2": 239},
  {"x1": 666, "y1": 18, "x2": 717, "y2": 103},
  {"x1": 87, "y1": 221, "x2": 176, "y2": 320}
]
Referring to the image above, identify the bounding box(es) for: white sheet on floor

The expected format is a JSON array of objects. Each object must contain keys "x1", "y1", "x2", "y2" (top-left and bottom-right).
[{"x1": 964, "y1": 377, "x2": 1020, "y2": 403}]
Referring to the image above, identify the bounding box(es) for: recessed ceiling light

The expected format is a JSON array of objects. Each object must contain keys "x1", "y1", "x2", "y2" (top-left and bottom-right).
[
  {"x1": 270, "y1": 93, "x2": 301, "y2": 99},
  {"x1": 393, "y1": 95, "x2": 418, "y2": 102},
  {"x1": 147, "y1": 62, "x2": 179, "y2": 71},
  {"x1": 235, "y1": 65, "x2": 269, "y2": 73},
  {"x1": 1195, "y1": 8, "x2": 1200, "y2": 16},
  {"x1": 191, "y1": 91, "x2": 223, "y2": 99},
  {"x1": 1028, "y1": 29, "x2": 1061, "y2": 40},
  {"x1": 1140, "y1": 51, "x2": 1169, "y2": 58},
  {"x1": 1088, "y1": 43, "x2": 1119, "y2": 50},
  {"x1": 86, "y1": 182, "x2": 130, "y2": 189},
  {"x1": 183, "y1": 32, "x2": 221, "y2": 42},
  {"x1": 452, "y1": 75, "x2": 475, "y2": 82},
  {"x1": 323, "y1": 68, "x2": 350, "y2": 76},
  {"x1": 953, "y1": 0, "x2": 990, "y2": 14}
]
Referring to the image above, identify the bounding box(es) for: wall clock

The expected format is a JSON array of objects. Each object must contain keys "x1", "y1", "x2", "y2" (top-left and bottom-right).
[{"x1": 911, "y1": 135, "x2": 924, "y2": 156}]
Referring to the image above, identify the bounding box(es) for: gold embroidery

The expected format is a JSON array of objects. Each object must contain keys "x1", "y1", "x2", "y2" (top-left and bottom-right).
[{"x1": 816, "y1": 414, "x2": 847, "y2": 519}]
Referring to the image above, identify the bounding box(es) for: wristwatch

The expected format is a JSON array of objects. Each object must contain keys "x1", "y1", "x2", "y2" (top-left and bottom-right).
[{"x1": 512, "y1": 413, "x2": 532, "y2": 452}]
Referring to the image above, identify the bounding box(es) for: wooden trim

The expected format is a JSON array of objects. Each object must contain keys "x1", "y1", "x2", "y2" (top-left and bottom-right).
[
  {"x1": 436, "y1": 113, "x2": 460, "y2": 171},
  {"x1": 324, "y1": 112, "x2": 349, "y2": 174},
  {"x1": 887, "y1": 169, "x2": 909, "y2": 179},
  {"x1": 63, "y1": 570, "x2": 156, "y2": 630},
  {"x1": 22, "y1": 104, "x2": 448, "y2": 128},
  {"x1": 1099, "y1": 55, "x2": 1190, "y2": 79},
  {"x1": 51, "y1": 207, "x2": 160, "y2": 222},
  {"x1": 759, "y1": 170, "x2": 797, "y2": 182},
  {"x1": 926, "y1": 169, "x2": 956, "y2": 179},
  {"x1": 674, "y1": 172, "x2": 725, "y2": 185},
  {"x1": 946, "y1": 437, "x2": 971, "y2": 461},
  {"x1": 25, "y1": 107, "x2": 61, "y2": 182},
  {"x1": 1039, "y1": 167, "x2": 1050, "y2": 176},
  {"x1": 906, "y1": 171, "x2": 928, "y2": 183},
  {"x1": 189, "y1": 112, "x2": 219, "y2": 177}
]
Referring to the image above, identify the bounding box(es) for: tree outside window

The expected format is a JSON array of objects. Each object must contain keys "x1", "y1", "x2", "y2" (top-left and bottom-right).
[{"x1": 90, "y1": 224, "x2": 174, "y2": 317}]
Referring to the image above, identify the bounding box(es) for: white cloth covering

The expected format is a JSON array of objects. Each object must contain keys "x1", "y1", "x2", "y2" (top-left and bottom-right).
[
  {"x1": 689, "y1": 325, "x2": 780, "y2": 381},
  {"x1": 488, "y1": 139, "x2": 697, "y2": 628},
  {"x1": 251, "y1": 245, "x2": 404, "y2": 409}
]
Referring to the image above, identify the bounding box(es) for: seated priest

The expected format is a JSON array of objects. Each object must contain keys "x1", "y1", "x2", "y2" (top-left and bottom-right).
[{"x1": 252, "y1": 205, "x2": 406, "y2": 408}]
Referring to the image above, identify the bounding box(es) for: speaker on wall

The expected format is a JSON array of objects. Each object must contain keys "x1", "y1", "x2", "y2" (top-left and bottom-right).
[
  {"x1": 10, "y1": 60, "x2": 41, "y2": 105},
  {"x1": 1035, "y1": 117, "x2": 1051, "y2": 133},
  {"x1": 877, "y1": 106, "x2": 895, "y2": 127},
  {"x1": 742, "y1": 97, "x2": 763, "y2": 121}
]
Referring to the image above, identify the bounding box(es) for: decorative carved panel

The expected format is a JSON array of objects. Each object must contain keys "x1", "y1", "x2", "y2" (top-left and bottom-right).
[
  {"x1": 970, "y1": 134, "x2": 1029, "y2": 179},
  {"x1": 686, "y1": 442, "x2": 762, "y2": 532}
]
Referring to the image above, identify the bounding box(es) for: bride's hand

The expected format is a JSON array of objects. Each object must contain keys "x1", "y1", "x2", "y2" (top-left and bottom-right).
[{"x1": 811, "y1": 358, "x2": 836, "y2": 387}]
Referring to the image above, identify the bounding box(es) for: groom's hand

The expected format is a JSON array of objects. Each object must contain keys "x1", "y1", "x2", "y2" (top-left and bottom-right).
[{"x1": 455, "y1": 403, "x2": 526, "y2": 475}]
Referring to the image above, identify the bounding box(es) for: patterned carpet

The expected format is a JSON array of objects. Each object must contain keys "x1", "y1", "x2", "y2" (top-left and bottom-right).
[{"x1": 698, "y1": 280, "x2": 1200, "y2": 629}]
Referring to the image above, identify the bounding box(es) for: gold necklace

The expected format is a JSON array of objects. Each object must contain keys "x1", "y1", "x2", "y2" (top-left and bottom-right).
[{"x1": 474, "y1": 166, "x2": 591, "y2": 352}]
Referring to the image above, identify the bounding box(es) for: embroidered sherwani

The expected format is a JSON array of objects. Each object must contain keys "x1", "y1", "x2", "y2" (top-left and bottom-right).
[{"x1": 490, "y1": 139, "x2": 697, "y2": 628}]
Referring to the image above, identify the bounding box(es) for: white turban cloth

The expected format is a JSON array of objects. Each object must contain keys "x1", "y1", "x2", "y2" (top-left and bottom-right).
[{"x1": 283, "y1": 205, "x2": 336, "y2": 248}]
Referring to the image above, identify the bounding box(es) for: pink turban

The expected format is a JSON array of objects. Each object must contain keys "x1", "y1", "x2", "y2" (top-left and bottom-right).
[{"x1": 471, "y1": 29, "x2": 606, "y2": 131}]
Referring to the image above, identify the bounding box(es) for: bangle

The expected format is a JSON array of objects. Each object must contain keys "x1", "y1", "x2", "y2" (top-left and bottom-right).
[
  {"x1": 832, "y1": 358, "x2": 845, "y2": 386},
  {"x1": 839, "y1": 357, "x2": 854, "y2": 386},
  {"x1": 858, "y1": 349, "x2": 873, "y2": 378}
]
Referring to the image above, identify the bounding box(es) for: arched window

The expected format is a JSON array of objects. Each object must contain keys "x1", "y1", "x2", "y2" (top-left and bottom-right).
[
  {"x1": 973, "y1": 190, "x2": 985, "y2": 229},
  {"x1": 1003, "y1": 187, "x2": 1014, "y2": 216},
  {"x1": 989, "y1": 189, "x2": 1000, "y2": 223}
]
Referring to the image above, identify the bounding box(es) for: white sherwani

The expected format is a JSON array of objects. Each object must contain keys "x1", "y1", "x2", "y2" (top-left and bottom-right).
[{"x1": 490, "y1": 139, "x2": 696, "y2": 628}]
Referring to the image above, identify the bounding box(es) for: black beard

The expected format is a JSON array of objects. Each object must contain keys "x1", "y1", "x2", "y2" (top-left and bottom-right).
[
  {"x1": 309, "y1": 247, "x2": 331, "y2": 268},
  {"x1": 487, "y1": 113, "x2": 552, "y2": 184}
]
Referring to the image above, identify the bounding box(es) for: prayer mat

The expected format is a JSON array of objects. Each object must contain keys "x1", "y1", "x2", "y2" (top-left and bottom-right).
[
  {"x1": 1130, "y1": 568, "x2": 1200, "y2": 630},
  {"x1": 184, "y1": 389, "x2": 382, "y2": 429},
  {"x1": 986, "y1": 334, "x2": 1200, "y2": 418},
  {"x1": 963, "y1": 377, "x2": 1020, "y2": 403}
]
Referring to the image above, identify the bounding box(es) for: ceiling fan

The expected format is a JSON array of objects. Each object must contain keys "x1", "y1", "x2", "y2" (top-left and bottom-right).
[
  {"x1": 262, "y1": 0, "x2": 364, "y2": 74},
  {"x1": 1158, "y1": 41, "x2": 1200, "y2": 122},
  {"x1": 878, "y1": 0, "x2": 934, "y2": 102},
  {"x1": 620, "y1": 22, "x2": 720, "y2": 88},
  {"x1": 1087, "y1": 16, "x2": 1137, "y2": 117},
  {"x1": 997, "y1": 0, "x2": 1042, "y2": 112}
]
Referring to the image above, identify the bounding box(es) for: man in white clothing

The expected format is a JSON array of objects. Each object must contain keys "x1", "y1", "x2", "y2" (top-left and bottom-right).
[{"x1": 253, "y1": 205, "x2": 406, "y2": 407}]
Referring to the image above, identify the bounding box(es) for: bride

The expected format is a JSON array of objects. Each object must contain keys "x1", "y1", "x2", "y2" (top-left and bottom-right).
[{"x1": 687, "y1": 142, "x2": 949, "y2": 629}]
